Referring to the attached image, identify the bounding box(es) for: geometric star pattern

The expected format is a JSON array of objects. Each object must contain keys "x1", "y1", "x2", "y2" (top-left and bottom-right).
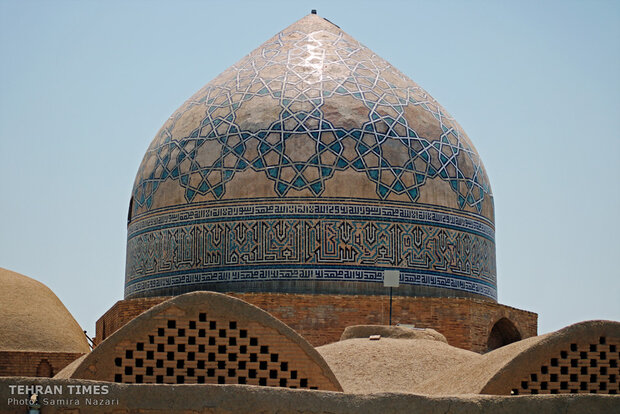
[{"x1": 132, "y1": 16, "x2": 492, "y2": 217}]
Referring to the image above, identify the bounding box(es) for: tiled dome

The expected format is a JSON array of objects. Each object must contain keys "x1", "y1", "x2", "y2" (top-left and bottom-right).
[{"x1": 126, "y1": 14, "x2": 496, "y2": 301}]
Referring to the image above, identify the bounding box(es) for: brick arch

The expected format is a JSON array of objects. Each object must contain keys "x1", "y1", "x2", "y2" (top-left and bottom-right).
[
  {"x1": 36, "y1": 359, "x2": 52, "y2": 377},
  {"x1": 64, "y1": 292, "x2": 341, "y2": 391},
  {"x1": 487, "y1": 317, "x2": 521, "y2": 352}
]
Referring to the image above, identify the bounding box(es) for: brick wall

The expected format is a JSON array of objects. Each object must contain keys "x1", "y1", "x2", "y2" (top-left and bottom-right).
[
  {"x1": 95, "y1": 297, "x2": 167, "y2": 345},
  {"x1": 0, "y1": 351, "x2": 85, "y2": 377},
  {"x1": 96, "y1": 294, "x2": 537, "y2": 353}
]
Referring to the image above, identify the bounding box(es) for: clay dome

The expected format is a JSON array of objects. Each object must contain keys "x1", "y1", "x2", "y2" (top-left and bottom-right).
[
  {"x1": 0, "y1": 267, "x2": 90, "y2": 353},
  {"x1": 125, "y1": 14, "x2": 496, "y2": 301}
]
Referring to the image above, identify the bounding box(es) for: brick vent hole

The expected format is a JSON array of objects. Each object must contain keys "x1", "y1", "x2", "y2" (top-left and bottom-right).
[
  {"x1": 113, "y1": 313, "x2": 317, "y2": 389},
  {"x1": 511, "y1": 338, "x2": 619, "y2": 395}
]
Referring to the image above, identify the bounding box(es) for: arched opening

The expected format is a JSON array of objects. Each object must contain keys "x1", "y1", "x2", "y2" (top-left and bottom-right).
[
  {"x1": 127, "y1": 196, "x2": 134, "y2": 224},
  {"x1": 487, "y1": 318, "x2": 521, "y2": 352},
  {"x1": 36, "y1": 359, "x2": 53, "y2": 377}
]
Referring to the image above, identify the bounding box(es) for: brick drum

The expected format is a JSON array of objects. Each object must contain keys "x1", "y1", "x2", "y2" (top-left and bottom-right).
[{"x1": 97, "y1": 293, "x2": 537, "y2": 353}]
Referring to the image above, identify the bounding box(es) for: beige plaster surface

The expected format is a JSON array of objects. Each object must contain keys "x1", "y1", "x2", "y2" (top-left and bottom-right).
[
  {"x1": 0, "y1": 377, "x2": 616, "y2": 414},
  {"x1": 0, "y1": 267, "x2": 90, "y2": 353},
  {"x1": 317, "y1": 337, "x2": 480, "y2": 393},
  {"x1": 339, "y1": 325, "x2": 448, "y2": 342}
]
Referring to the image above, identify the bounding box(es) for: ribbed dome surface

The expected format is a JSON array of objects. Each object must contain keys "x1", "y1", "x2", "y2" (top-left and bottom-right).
[
  {"x1": 0, "y1": 267, "x2": 90, "y2": 353},
  {"x1": 126, "y1": 14, "x2": 496, "y2": 301}
]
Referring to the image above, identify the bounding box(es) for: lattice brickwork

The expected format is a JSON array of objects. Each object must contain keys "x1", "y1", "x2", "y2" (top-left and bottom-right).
[
  {"x1": 511, "y1": 337, "x2": 619, "y2": 394},
  {"x1": 113, "y1": 312, "x2": 324, "y2": 389}
]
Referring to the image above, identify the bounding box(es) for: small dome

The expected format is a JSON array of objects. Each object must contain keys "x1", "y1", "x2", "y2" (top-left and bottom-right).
[
  {"x1": 125, "y1": 14, "x2": 496, "y2": 301},
  {"x1": 0, "y1": 267, "x2": 90, "y2": 353}
]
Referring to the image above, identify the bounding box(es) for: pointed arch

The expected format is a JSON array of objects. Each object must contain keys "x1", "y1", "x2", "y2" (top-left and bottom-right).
[{"x1": 487, "y1": 318, "x2": 521, "y2": 351}]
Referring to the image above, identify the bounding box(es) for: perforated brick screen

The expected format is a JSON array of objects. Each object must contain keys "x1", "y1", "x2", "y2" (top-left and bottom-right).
[
  {"x1": 112, "y1": 312, "x2": 320, "y2": 389},
  {"x1": 511, "y1": 337, "x2": 619, "y2": 395}
]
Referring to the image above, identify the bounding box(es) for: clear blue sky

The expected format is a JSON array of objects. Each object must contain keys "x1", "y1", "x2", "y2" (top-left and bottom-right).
[{"x1": 1, "y1": 0, "x2": 618, "y2": 338}]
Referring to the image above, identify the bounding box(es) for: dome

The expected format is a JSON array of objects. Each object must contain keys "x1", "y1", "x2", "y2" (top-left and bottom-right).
[
  {"x1": 0, "y1": 267, "x2": 90, "y2": 353},
  {"x1": 126, "y1": 14, "x2": 496, "y2": 301},
  {"x1": 317, "y1": 328, "x2": 480, "y2": 393}
]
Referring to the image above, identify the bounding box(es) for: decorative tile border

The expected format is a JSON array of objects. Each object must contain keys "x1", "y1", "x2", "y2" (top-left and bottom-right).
[
  {"x1": 125, "y1": 268, "x2": 496, "y2": 300},
  {"x1": 126, "y1": 201, "x2": 496, "y2": 300}
]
